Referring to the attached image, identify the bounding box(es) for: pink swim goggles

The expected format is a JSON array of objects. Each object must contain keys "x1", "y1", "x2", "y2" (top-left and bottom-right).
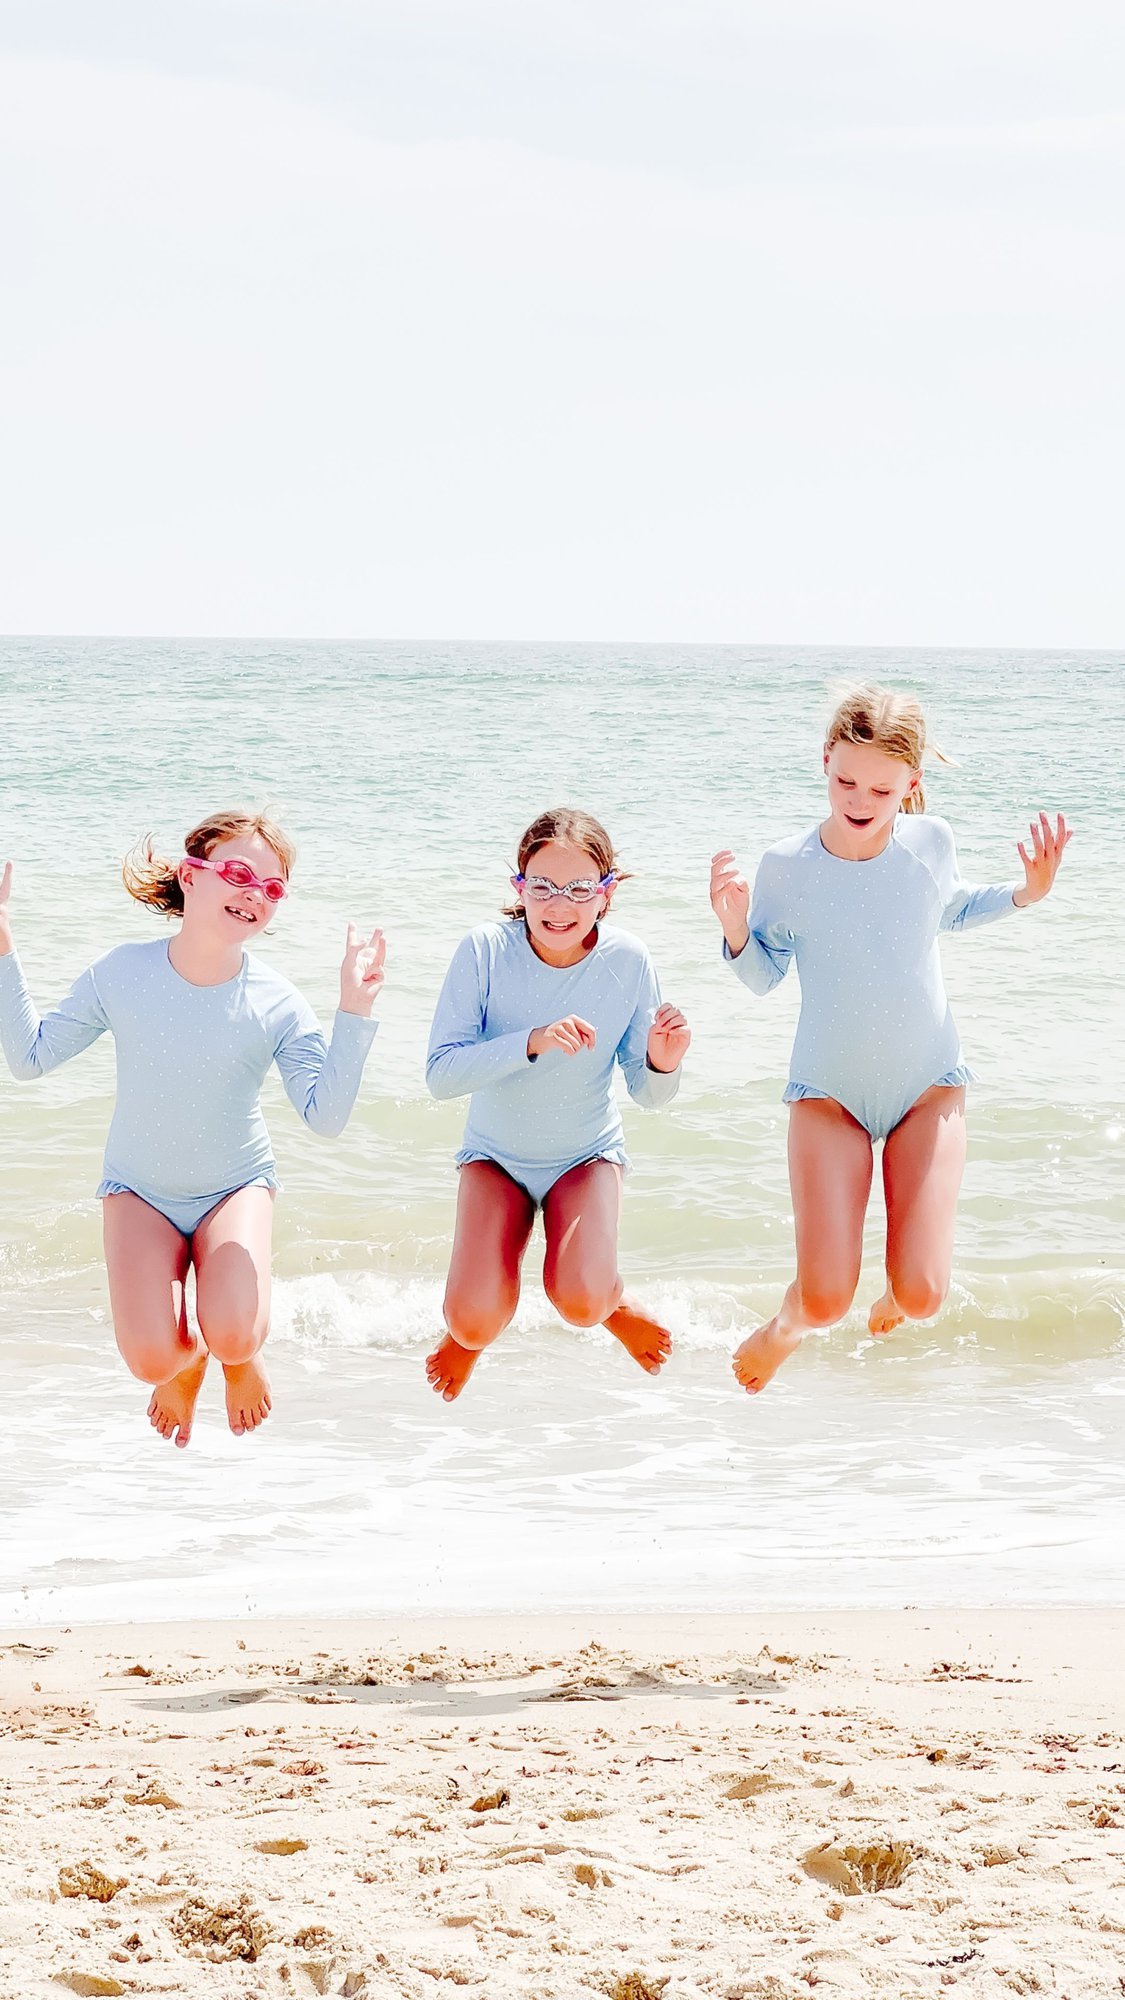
[{"x1": 182, "y1": 855, "x2": 289, "y2": 903}]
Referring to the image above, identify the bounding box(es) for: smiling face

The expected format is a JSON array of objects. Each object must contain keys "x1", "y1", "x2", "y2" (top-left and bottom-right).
[
  {"x1": 514, "y1": 839, "x2": 612, "y2": 964},
  {"x1": 824, "y1": 739, "x2": 920, "y2": 848},
  {"x1": 178, "y1": 831, "x2": 289, "y2": 943}
]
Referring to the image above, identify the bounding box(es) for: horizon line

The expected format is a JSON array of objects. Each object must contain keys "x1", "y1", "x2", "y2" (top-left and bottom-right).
[{"x1": 1, "y1": 633, "x2": 1121, "y2": 654}]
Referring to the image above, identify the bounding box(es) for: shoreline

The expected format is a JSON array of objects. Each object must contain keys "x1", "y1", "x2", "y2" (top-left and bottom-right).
[
  {"x1": 4, "y1": 1610, "x2": 1124, "y2": 1996},
  {"x1": 5, "y1": 1603, "x2": 1125, "y2": 1644}
]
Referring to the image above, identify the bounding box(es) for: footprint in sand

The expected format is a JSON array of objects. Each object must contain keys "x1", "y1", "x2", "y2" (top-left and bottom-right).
[
  {"x1": 169, "y1": 1895, "x2": 270, "y2": 1962},
  {"x1": 52, "y1": 1979, "x2": 126, "y2": 1998},
  {"x1": 803, "y1": 1839, "x2": 916, "y2": 1895},
  {"x1": 124, "y1": 1781, "x2": 181, "y2": 1809},
  {"x1": 57, "y1": 1862, "x2": 127, "y2": 1903}
]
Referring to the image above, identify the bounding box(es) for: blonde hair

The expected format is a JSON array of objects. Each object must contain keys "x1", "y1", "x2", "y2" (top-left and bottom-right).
[
  {"x1": 825, "y1": 683, "x2": 948, "y2": 815},
  {"x1": 122, "y1": 809, "x2": 296, "y2": 918},
  {"x1": 502, "y1": 807, "x2": 631, "y2": 918}
]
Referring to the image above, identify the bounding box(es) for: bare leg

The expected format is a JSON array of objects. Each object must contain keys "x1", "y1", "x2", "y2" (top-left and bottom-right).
[
  {"x1": 733, "y1": 1098, "x2": 873, "y2": 1394},
  {"x1": 427, "y1": 1163, "x2": 536, "y2": 1401},
  {"x1": 870, "y1": 1083, "x2": 967, "y2": 1333},
  {"x1": 193, "y1": 1186, "x2": 275, "y2": 1436},
  {"x1": 542, "y1": 1160, "x2": 671, "y2": 1375},
  {"x1": 102, "y1": 1193, "x2": 208, "y2": 1449}
]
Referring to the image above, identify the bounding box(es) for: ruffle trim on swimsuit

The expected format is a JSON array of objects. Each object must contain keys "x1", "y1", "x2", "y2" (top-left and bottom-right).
[
  {"x1": 931, "y1": 1064, "x2": 977, "y2": 1089},
  {"x1": 96, "y1": 1177, "x2": 279, "y2": 1237},
  {"x1": 782, "y1": 1063, "x2": 977, "y2": 1109}
]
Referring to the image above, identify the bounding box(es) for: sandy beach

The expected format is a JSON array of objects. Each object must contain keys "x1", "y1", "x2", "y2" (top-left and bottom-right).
[{"x1": 2, "y1": 1611, "x2": 1123, "y2": 1998}]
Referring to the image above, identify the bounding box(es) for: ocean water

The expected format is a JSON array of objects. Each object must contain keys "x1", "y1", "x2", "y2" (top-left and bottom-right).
[{"x1": 1, "y1": 641, "x2": 1122, "y2": 1626}]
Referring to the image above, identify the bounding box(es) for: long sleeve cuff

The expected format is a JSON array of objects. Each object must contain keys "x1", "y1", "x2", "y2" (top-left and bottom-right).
[
  {"x1": 332, "y1": 1007, "x2": 380, "y2": 1048},
  {"x1": 722, "y1": 933, "x2": 784, "y2": 994},
  {"x1": 629, "y1": 1059, "x2": 682, "y2": 1110}
]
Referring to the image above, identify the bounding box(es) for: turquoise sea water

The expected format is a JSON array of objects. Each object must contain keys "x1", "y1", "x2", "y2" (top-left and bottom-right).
[{"x1": 0, "y1": 642, "x2": 1122, "y2": 1622}]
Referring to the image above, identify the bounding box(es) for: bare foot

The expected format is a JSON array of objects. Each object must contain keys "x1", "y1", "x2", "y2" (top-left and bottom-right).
[
  {"x1": 223, "y1": 1353, "x2": 272, "y2": 1435},
  {"x1": 732, "y1": 1317, "x2": 804, "y2": 1395},
  {"x1": 426, "y1": 1334, "x2": 481, "y2": 1402},
  {"x1": 867, "y1": 1286, "x2": 906, "y2": 1337},
  {"x1": 604, "y1": 1298, "x2": 672, "y2": 1375},
  {"x1": 148, "y1": 1343, "x2": 209, "y2": 1449}
]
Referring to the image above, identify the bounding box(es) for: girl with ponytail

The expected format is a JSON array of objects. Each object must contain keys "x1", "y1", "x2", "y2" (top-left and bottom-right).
[{"x1": 0, "y1": 809, "x2": 385, "y2": 1447}]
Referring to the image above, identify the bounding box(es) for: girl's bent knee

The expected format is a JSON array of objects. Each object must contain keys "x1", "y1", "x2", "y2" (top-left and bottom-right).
[
  {"x1": 119, "y1": 1344, "x2": 183, "y2": 1385},
  {"x1": 199, "y1": 1318, "x2": 265, "y2": 1366},
  {"x1": 545, "y1": 1279, "x2": 618, "y2": 1328},
  {"x1": 892, "y1": 1275, "x2": 947, "y2": 1321},
  {"x1": 443, "y1": 1298, "x2": 513, "y2": 1352},
  {"x1": 797, "y1": 1282, "x2": 856, "y2": 1328}
]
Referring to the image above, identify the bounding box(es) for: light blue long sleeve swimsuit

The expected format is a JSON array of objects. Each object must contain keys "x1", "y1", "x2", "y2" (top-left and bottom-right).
[
  {"x1": 726, "y1": 816, "x2": 1018, "y2": 1140},
  {"x1": 0, "y1": 939, "x2": 378, "y2": 1234},
  {"x1": 426, "y1": 920, "x2": 680, "y2": 1202}
]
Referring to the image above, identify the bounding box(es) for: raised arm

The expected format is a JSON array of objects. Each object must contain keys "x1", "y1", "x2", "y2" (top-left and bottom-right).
[
  {"x1": 425, "y1": 933, "x2": 536, "y2": 1101},
  {"x1": 273, "y1": 924, "x2": 384, "y2": 1137},
  {"x1": 936, "y1": 814, "x2": 1070, "y2": 932},
  {"x1": 710, "y1": 849, "x2": 794, "y2": 993},
  {"x1": 0, "y1": 863, "x2": 110, "y2": 1079},
  {"x1": 615, "y1": 955, "x2": 687, "y2": 1110}
]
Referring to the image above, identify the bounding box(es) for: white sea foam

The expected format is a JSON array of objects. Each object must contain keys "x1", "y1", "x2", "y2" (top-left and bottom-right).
[{"x1": 267, "y1": 1267, "x2": 1124, "y2": 1356}]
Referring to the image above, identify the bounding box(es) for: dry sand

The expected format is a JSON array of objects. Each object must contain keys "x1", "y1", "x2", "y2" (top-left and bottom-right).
[{"x1": 1, "y1": 1611, "x2": 1123, "y2": 1999}]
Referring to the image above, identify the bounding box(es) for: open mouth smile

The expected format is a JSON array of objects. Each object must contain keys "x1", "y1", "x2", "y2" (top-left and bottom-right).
[{"x1": 225, "y1": 905, "x2": 260, "y2": 925}]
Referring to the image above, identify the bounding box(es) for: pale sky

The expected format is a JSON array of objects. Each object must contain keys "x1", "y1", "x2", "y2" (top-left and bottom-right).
[{"x1": 0, "y1": 1, "x2": 1121, "y2": 643}]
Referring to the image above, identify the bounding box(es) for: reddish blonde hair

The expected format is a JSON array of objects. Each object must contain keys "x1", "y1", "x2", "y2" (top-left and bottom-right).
[
  {"x1": 502, "y1": 807, "x2": 630, "y2": 918},
  {"x1": 122, "y1": 809, "x2": 296, "y2": 918},
  {"x1": 825, "y1": 683, "x2": 948, "y2": 814}
]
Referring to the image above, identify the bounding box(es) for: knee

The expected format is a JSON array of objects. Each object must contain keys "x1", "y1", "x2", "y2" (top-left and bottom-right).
[
  {"x1": 199, "y1": 1313, "x2": 265, "y2": 1365},
  {"x1": 118, "y1": 1338, "x2": 184, "y2": 1385},
  {"x1": 797, "y1": 1280, "x2": 856, "y2": 1328},
  {"x1": 443, "y1": 1290, "x2": 514, "y2": 1352},
  {"x1": 544, "y1": 1271, "x2": 618, "y2": 1328},
  {"x1": 891, "y1": 1273, "x2": 947, "y2": 1321}
]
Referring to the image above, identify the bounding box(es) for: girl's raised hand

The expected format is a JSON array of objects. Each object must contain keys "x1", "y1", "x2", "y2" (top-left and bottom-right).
[
  {"x1": 1014, "y1": 813, "x2": 1072, "y2": 907},
  {"x1": 709, "y1": 849, "x2": 750, "y2": 953},
  {"x1": 647, "y1": 1002, "x2": 691, "y2": 1073},
  {"x1": 527, "y1": 1016, "x2": 597, "y2": 1060},
  {"x1": 339, "y1": 924, "x2": 387, "y2": 1016}
]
